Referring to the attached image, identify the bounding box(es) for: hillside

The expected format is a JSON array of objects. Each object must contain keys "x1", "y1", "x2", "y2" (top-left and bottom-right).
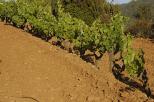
[
  {"x1": 120, "y1": 0, "x2": 154, "y2": 21},
  {"x1": 0, "y1": 22, "x2": 154, "y2": 102}
]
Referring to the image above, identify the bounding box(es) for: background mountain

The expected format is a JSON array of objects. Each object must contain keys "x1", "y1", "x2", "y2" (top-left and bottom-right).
[
  {"x1": 120, "y1": 0, "x2": 154, "y2": 21},
  {"x1": 119, "y1": 0, "x2": 154, "y2": 38}
]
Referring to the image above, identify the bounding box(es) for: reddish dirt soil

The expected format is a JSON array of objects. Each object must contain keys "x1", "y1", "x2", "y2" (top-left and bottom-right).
[{"x1": 0, "y1": 22, "x2": 154, "y2": 102}]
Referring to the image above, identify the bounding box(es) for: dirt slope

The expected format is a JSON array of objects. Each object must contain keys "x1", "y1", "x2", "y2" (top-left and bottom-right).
[{"x1": 0, "y1": 22, "x2": 153, "y2": 102}]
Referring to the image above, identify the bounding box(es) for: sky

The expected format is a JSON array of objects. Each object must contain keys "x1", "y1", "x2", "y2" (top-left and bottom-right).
[{"x1": 107, "y1": 0, "x2": 132, "y2": 4}]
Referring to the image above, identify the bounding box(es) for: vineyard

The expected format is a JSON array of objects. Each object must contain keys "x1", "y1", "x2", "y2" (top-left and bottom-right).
[{"x1": 0, "y1": 0, "x2": 153, "y2": 101}]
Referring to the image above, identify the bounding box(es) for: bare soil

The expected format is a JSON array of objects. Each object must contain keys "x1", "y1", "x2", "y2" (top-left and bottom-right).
[{"x1": 0, "y1": 22, "x2": 154, "y2": 102}]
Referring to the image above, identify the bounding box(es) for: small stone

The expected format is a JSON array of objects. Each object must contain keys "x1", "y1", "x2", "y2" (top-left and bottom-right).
[
  {"x1": 86, "y1": 96, "x2": 101, "y2": 102},
  {"x1": 61, "y1": 39, "x2": 74, "y2": 53},
  {"x1": 48, "y1": 36, "x2": 59, "y2": 45},
  {"x1": 95, "y1": 50, "x2": 101, "y2": 57},
  {"x1": 114, "y1": 52, "x2": 122, "y2": 60},
  {"x1": 84, "y1": 50, "x2": 94, "y2": 55}
]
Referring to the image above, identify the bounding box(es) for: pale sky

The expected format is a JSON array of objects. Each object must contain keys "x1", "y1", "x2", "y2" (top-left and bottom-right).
[{"x1": 107, "y1": 0, "x2": 132, "y2": 4}]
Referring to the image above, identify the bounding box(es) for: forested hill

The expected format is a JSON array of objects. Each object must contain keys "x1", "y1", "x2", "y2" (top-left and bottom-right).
[
  {"x1": 119, "y1": 0, "x2": 154, "y2": 38},
  {"x1": 120, "y1": 0, "x2": 154, "y2": 21}
]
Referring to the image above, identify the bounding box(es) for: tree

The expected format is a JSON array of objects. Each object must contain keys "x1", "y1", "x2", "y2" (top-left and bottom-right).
[
  {"x1": 134, "y1": 5, "x2": 152, "y2": 20},
  {"x1": 51, "y1": 0, "x2": 120, "y2": 25}
]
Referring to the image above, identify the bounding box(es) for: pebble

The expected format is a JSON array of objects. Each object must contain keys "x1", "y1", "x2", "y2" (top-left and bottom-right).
[{"x1": 86, "y1": 96, "x2": 101, "y2": 102}]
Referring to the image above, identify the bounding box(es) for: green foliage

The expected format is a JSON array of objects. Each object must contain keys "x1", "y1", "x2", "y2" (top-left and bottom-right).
[
  {"x1": 12, "y1": 15, "x2": 25, "y2": 28},
  {"x1": 0, "y1": 0, "x2": 17, "y2": 22},
  {"x1": 62, "y1": 2, "x2": 97, "y2": 25},
  {"x1": 0, "y1": 2, "x2": 4, "y2": 21},
  {"x1": 120, "y1": 35, "x2": 144, "y2": 77},
  {"x1": 90, "y1": 14, "x2": 128, "y2": 53},
  {"x1": 51, "y1": 0, "x2": 120, "y2": 25},
  {"x1": 2, "y1": 0, "x2": 57, "y2": 37},
  {"x1": 4, "y1": 1, "x2": 17, "y2": 19},
  {"x1": 123, "y1": 48, "x2": 145, "y2": 77},
  {"x1": 55, "y1": 0, "x2": 93, "y2": 52}
]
